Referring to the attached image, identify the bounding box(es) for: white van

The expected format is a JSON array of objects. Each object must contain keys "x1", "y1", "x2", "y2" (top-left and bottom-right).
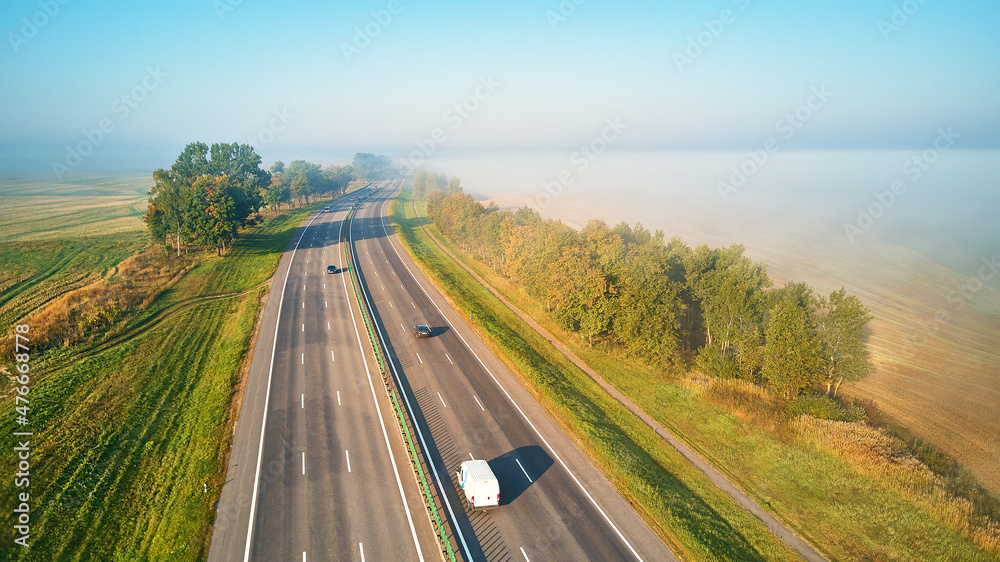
[{"x1": 457, "y1": 460, "x2": 500, "y2": 509}]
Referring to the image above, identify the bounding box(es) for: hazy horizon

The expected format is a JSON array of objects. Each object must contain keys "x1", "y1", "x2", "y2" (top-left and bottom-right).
[{"x1": 3, "y1": 1, "x2": 999, "y2": 179}]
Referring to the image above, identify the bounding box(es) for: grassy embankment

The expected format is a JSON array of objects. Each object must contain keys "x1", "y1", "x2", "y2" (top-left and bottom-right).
[
  {"x1": 0, "y1": 193, "x2": 330, "y2": 560},
  {"x1": 390, "y1": 188, "x2": 801, "y2": 562},
  {"x1": 395, "y1": 188, "x2": 1000, "y2": 561}
]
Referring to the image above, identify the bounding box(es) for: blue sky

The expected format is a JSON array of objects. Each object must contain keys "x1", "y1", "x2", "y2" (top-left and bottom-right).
[{"x1": 1, "y1": 0, "x2": 998, "y2": 171}]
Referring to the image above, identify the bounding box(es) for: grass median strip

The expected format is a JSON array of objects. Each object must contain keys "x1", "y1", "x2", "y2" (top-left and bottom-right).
[{"x1": 390, "y1": 188, "x2": 801, "y2": 561}]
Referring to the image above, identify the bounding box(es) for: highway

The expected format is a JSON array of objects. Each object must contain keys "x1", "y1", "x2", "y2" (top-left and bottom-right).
[
  {"x1": 349, "y1": 175, "x2": 678, "y2": 562},
  {"x1": 209, "y1": 177, "x2": 438, "y2": 561}
]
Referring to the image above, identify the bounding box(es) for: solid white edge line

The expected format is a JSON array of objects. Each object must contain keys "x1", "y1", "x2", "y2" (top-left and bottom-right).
[
  {"x1": 341, "y1": 200, "x2": 425, "y2": 562},
  {"x1": 243, "y1": 207, "x2": 323, "y2": 562},
  {"x1": 357, "y1": 179, "x2": 473, "y2": 561},
  {"x1": 377, "y1": 187, "x2": 645, "y2": 562}
]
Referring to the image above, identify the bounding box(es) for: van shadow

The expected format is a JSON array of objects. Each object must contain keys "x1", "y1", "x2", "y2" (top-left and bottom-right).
[{"x1": 487, "y1": 445, "x2": 552, "y2": 506}]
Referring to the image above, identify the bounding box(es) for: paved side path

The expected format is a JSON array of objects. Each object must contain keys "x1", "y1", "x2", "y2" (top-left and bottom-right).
[{"x1": 413, "y1": 202, "x2": 828, "y2": 562}]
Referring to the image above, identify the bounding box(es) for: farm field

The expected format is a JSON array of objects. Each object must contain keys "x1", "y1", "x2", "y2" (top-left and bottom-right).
[{"x1": 0, "y1": 173, "x2": 150, "y2": 242}]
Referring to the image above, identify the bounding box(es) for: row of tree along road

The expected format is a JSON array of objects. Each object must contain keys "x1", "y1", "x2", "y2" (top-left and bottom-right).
[
  {"x1": 425, "y1": 187, "x2": 875, "y2": 403},
  {"x1": 144, "y1": 143, "x2": 393, "y2": 255}
]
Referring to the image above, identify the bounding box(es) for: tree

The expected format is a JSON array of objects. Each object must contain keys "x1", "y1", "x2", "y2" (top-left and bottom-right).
[
  {"x1": 352, "y1": 152, "x2": 392, "y2": 180},
  {"x1": 763, "y1": 296, "x2": 823, "y2": 398},
  {"x1": 815, "y1": 288, "x2": 876, "y2": 396},
  {"x1": 686, "y1": 244, "x2": 771, "y2": 379},
  {"x1": 143, "y1": 141, "x2": 267, "y2": 254},
  {"x1": 261, "y1": 176, "x2": 290, "y2": 215},
  {"x1": 447, "y1": 177, "x2": 462, "y2": 194},
  {"x1": 144, "y1": 169, "x2": 185, "y2": 255},
  {"x1": 283, "y1": 160, "x2": 322, "y2": 204},
  {"x1": 322, "y1": 164, "x2": 354, "y2": 195}
]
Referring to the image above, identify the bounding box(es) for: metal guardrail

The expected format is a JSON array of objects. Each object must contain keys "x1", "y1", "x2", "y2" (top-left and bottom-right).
[{"x1": 343, "y1": 191, "x2": 458, "y2": 562}]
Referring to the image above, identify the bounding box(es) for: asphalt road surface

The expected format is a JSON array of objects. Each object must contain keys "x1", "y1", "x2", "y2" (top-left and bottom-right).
[
  {"x1": 209, "y1": 178, "x2": 438, "y2": 562},
  {"x1": 348, "y1": 176, "x2": 678, "y2": 562}
]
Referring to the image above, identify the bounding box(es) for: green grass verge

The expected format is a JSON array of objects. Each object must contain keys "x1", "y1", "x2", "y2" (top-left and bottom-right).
[
  {"x1": 403, "y1": 192, "x2": 999, "y2": 561},
  {"x1": 0, "y1": 235, "x2": 145, "y2": 334},
  {"x1": 391, "y1": 189, "x2": 801, "y2": 562},
  {"x1": 0, "y1": 198, "x2": 333, "y2": 561}
]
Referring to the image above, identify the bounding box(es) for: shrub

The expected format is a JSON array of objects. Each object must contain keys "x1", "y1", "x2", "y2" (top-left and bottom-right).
[
  {"x1": 787, "y1": 394, "x2": 845, "y2": 421},
  {"x1": 696, "y1": 345, "x2": 741, "y2": 379}
]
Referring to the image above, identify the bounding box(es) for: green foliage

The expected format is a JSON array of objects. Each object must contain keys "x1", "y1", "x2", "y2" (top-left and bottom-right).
[
  {"x1": 763, "y1": 294, "x2": 824, "y2": 398},
  {"x1": 696, "y1": 344, "x2": 741, "y2": 379},
  {"x1": 815, "y1": 288, "x2": 876, "y2": 396},
  {"x1": 787, "y1": 394, "x2": 846, "y2": 420},
  {"x1": 422, "y1": 183, "x2": 876, "y2": 402},
  {"x1": 351, "y1": 152, "x2": 392, "y2": 179},
  {"x1": 144, "y1": 142, "x2": 267, "y2": 254}
]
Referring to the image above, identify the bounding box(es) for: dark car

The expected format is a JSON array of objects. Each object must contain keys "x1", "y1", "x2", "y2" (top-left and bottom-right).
[
  {"x1": 326, "y1": 265, "x2": 338, "y2": 274},
  {"x1": 413, "y1": 324, "x2": 432, "y2": 338}
]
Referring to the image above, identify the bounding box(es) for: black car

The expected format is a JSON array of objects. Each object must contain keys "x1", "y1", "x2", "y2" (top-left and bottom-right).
[
  {"x1": 413, "y1": 324, "x2": 432, "y2": 338},
  {"x1": 326, "y1": 265, "x2": 338, "y2": 274}
]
